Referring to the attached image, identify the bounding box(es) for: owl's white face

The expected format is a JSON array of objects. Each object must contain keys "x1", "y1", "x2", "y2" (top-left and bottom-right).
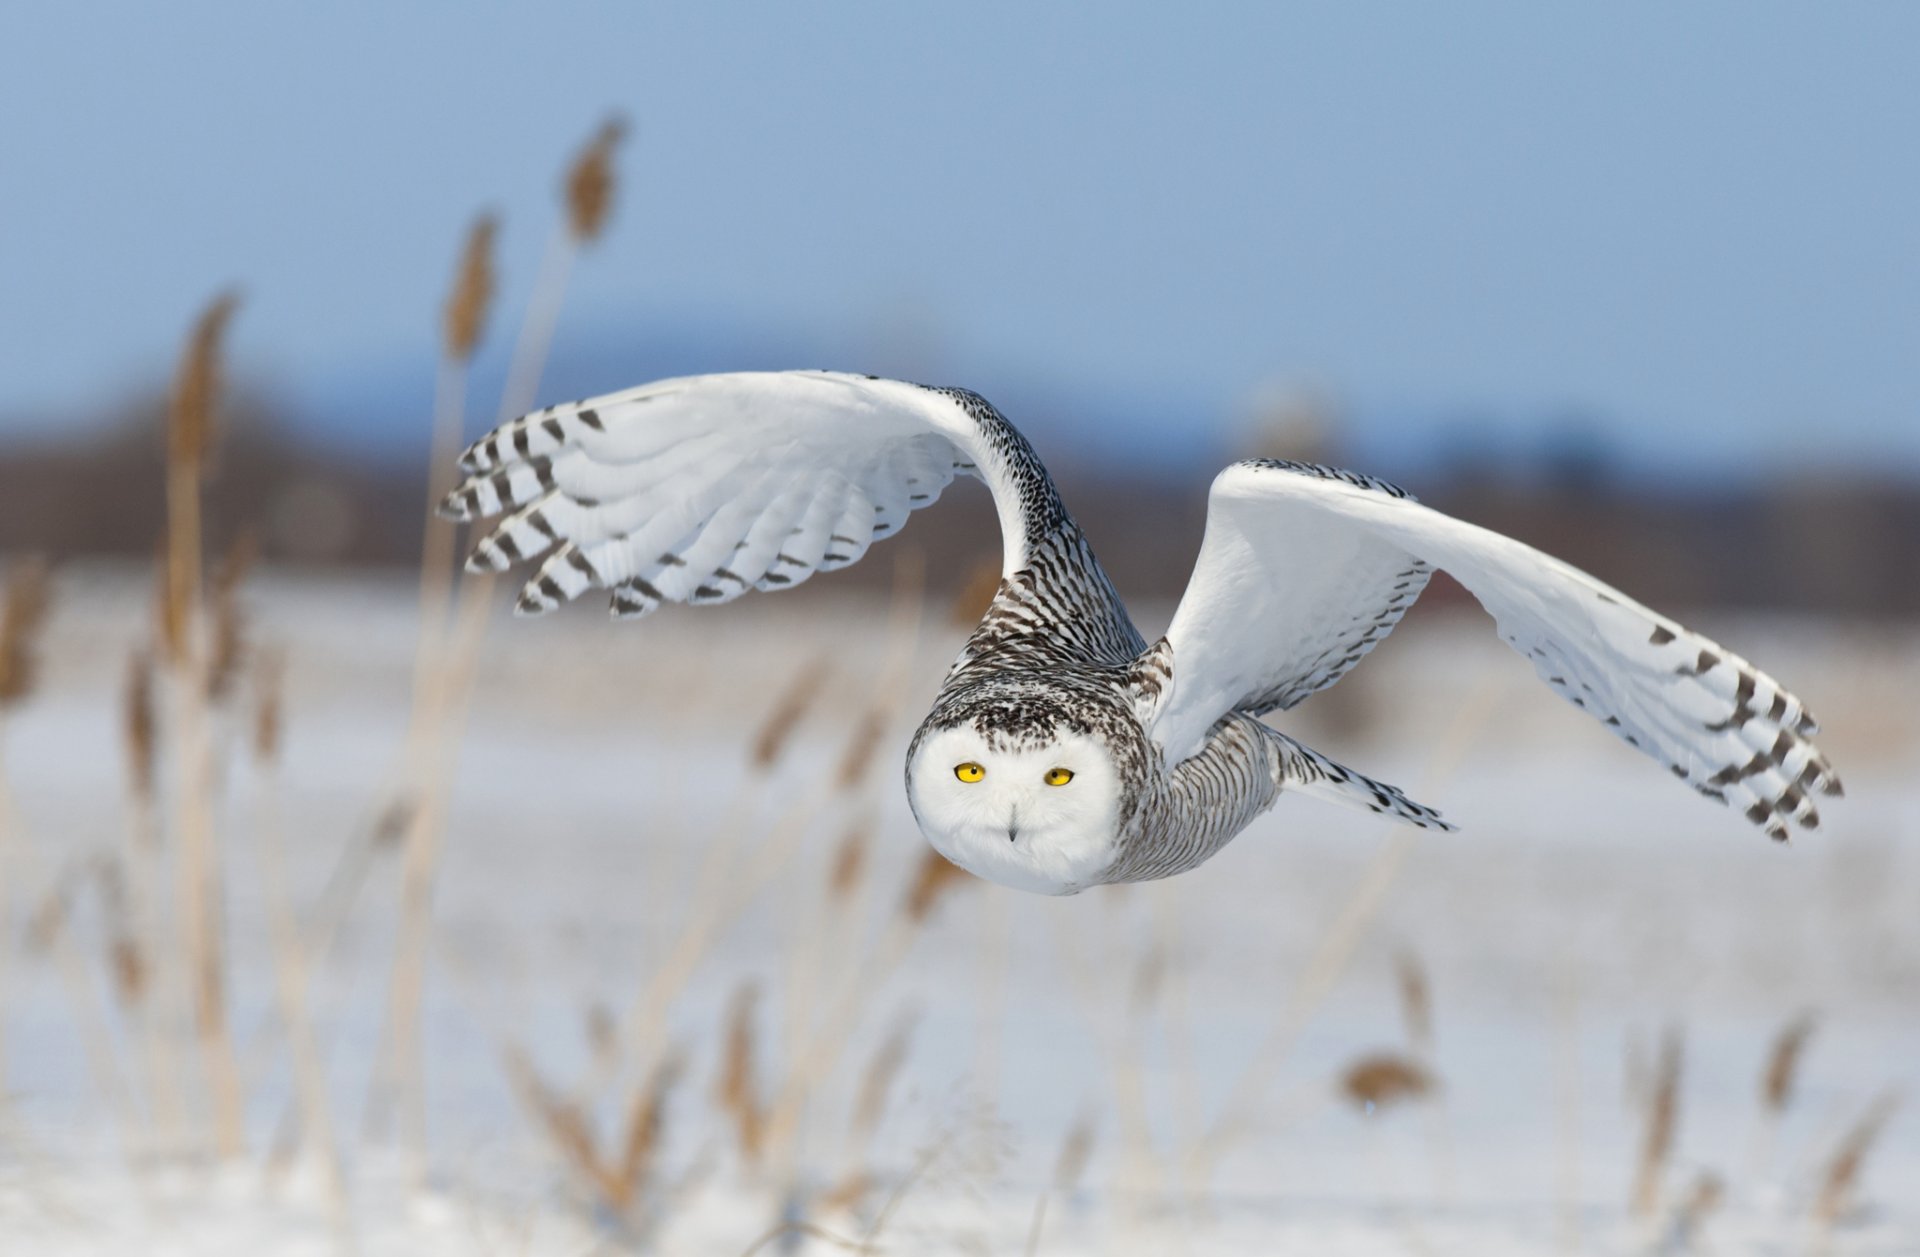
[{"x1": 906, "y1": 724, "x2": 1123, "y2": 895}]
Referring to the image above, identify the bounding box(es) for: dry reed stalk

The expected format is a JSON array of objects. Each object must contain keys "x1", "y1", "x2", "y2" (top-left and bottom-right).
[
  {"x1": 506, "y1": 1044, "x2": 682, "y2": 1215},
  {"x1": 0, "y1": 558, "x2": 51, "y2": 1088},
  {"x1": 1631, "y1": 1025, "x2": 1684, "y2": 1218},
  {"x1": 1553, "y1": 935, "x2": 1583, "y2": 1256},
  {"x1": 162, "y1": 292, "x2": 247, "y2": 1157},
  {"x1": 1185, "y1": 667, "x2": 1510, "y2": 1201},
  {"x1": 1338, "y1": 1052, "x2": 1437, "y2": 1113},
  {"x1": 14, "y1": 854, "x2": 141, "y2": 1148},
  {"x1": 737, "y1": 1221, "x2": 876, "y2": 1257},
  {"x1": 387, "y1": 127, "x2": 628, "y2": 1153},
  {"x1": 250, "y1": 684, "x2": 349, "y2": 1227},
  {"x1": 1023, "y1": 1110, "x2": 1098, "y2": 1257},
  {"x1": 1039, "y1": 902, "x2": 1161, "y2": 1207},
  {"x1": 117, "y1": 645, "x2": 189, "y2": 1146},
  {"x1": 973, "y1": 887, "x2": 1012, "y2": 1115},
  {"x1": 716, "y1": 980, "x2": 767, "y2": 1166},
  {"x1": 1814, "y1": 1090, "x2": 1900, "y2": 1227},
  {"x1": 842, "y1": 1008, "x2": 918, "y2": 1174}
]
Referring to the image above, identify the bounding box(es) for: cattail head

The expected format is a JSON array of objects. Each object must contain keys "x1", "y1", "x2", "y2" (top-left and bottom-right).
[
  {"x1": 1338, "y1": 1051, "x2": 1437, "y2": 1114},
  {"x1": 1815, "y1": 1089, "x2": 1900, "y2": 1226},
  {"x1": 1762, "y1": 1012, "x2": 1816, "y2": 1116},
  {"x1": 749, "y1": 664, "x2": 827, "y2": 772},
  {"x1": 1632, "y1": 1025, "x2": 1684, "y2": 1218},
  {"x1": 443, "y1": 212, "x2": 498, "y2": 363},
  {"x1": 0, "y1": 556, "x2": 52, "y2": 708},
  {"x1": 902, "y1": 848, "x2": 971, "y2": 925},
  {"x1": 123, "y1": 649, "x2": 157, "y2": 802},
  {"x1": 565, "y1": 115, "x2": 628, "y2": 245},
  {"x1": 715, "y1": 980, "x2": 765, "y2": 1165},
  {"x1": 169, "y1": 291, "x2": 241, "y2": 473}
]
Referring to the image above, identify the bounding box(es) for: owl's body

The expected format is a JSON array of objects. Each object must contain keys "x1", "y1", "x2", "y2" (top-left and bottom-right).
[{"x1": 442, "y1": 371, "x2": 1838, "y2": 895}]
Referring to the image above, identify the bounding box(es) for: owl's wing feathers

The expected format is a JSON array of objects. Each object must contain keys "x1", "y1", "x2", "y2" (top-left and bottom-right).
[
  {"x1": 439, "y1": 371, "x2": 1048, "y2": 618},
  {"x1": 1150, "y1": 460, "x2": 1840, "y2": 842}
]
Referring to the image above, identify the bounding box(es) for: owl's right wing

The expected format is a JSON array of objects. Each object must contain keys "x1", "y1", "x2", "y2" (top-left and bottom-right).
[
  {"x1": 1145, "y1": 459, "x2": 1840, "y2": 842},
  {"x1": 438, "y1": 370, "x2": 1073, "y2": 618}
]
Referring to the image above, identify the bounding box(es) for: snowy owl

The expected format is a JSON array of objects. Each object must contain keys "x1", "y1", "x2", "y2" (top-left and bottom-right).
[{"x1": 440, "y1": 371, "x2": 1839, "y2": 896}]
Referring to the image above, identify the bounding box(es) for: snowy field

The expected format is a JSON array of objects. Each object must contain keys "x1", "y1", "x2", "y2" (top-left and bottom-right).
[{"x1": 0, "y1": 565, "x2": 1915, "y2": 1255}]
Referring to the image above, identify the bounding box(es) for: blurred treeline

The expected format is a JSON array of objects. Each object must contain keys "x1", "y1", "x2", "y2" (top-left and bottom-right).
[{"x1": 2, "y1": 386, "x2": 1915, "y2": 616}]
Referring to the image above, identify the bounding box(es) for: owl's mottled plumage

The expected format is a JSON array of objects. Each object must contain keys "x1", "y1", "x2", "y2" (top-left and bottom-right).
[{"x1": 441, "y1": 371, "x2": 1839, "y2": 895}]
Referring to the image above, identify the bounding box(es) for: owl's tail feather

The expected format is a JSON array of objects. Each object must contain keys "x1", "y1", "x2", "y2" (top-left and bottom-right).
[{"x1": 1272, "y1": 732, "x2": 1456, "y2": 832}]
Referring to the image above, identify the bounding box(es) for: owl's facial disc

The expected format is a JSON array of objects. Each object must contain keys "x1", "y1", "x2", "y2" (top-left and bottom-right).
[{"x1": 906, "y1": 723, "x2": 1121, "y2": 895}]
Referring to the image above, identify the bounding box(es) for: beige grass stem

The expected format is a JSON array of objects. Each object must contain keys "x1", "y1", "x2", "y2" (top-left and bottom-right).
[
  {"x1": 1185, "y1": 665, "x2": 1508, "y2": 1199},
  {"x1": 251, "y1": 670, "x2": 350, "y2": 1231},
  {"x1": 164, "y1": 292, "x2": 247, "y2": 1157}
]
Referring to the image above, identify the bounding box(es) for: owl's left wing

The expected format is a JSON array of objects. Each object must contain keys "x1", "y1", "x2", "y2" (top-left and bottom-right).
[
  {"x1": 436, "y1": 370, "x2": 1082, "y2": 620},
  {"x1": 1146, "y1": 460, "x2": 1840, "y2": 841}
]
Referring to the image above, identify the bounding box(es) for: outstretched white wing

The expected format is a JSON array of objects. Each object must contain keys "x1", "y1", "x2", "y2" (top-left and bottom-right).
[
  {"x1": 1150, "y1": 460, "x2": 1840, "y2": 841},
  {"x1": 439, "y1": 371, "x2": 1059, "y2": 617}
]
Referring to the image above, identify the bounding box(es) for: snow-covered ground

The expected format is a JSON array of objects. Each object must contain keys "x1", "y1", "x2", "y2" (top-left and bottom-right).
[{"x1": 1, "y1": 565, "x2": 1915, "y2": 1254}]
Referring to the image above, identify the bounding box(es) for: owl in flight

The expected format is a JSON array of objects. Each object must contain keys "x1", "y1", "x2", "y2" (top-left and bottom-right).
[{"x1": 440, "y1": 371, "x2": 1839, "y2": 895}]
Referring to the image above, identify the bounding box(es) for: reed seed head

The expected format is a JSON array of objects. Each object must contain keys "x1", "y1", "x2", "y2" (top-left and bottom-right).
[
  {"x1": 850, "y1": 1008, "x2": 918, "y2": 1142},
  {"x1": 1762, "y1": 1012, "x2": 1816, "y2": 1115},
  {"x1": 1815, "y1": 1090, "x2": 1900, "y2": 1226},
  {"x1": 169, "y1": 291, "x2": 241, "y2": 473},
  {"x1": 1052, "y1": 1110, "x2": 1098, "y2": 1192},
  {"x1": 902, "y1": 848, "x2": 971, "y2": 925},
  {"x1": 826, "y1": 818, "x2": 871, "y2": 904},
  {"x1": 949, "y1": 559, "x2": 1004, "y2": 628},
  {"x1": 565, "y1": 115, "x2": 628, "y2": 245},
  {"x1": 749, "y1": 664, "x2": 827, "y2": 773},
  {"x1": 252, "y1": 648, "x2": 284, "y2": 764},
  {"x1": 443, "y1": 212, "x2": 498, "y2": 363},
  {"x1": 1632, "y1": 1024, "x2": 1684, "y2": 1218},
  {"x1": 835, "y1": 707, "x2": 888, "y2": 792},
  {"x1": 1337, "y1": 1051, "x2": 1437, "y2": 1113},
  {"x1": 1395, "y1": 948, "x2": 1433, "y2": 1052},
  {"x1": 206, "y1": 534, "x2": 256, "y2": 705},
  {"x1": 0, "y1": 556, "x2": 52, "y2": 708},
  {"x1": 716, "y1": 980, "x2": 765, "y2": 1165},
  {"x1": 615, "y1": 1051, "x2": 683, "y2": 1207},
  {"x1": 123, "y1": 649, "x2": 157, "y2": 802}
]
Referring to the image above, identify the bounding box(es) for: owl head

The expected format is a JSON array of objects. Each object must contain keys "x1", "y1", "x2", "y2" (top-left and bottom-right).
[{"x1": 905, "y1": 686, "x2": 1138, "y2": 895}]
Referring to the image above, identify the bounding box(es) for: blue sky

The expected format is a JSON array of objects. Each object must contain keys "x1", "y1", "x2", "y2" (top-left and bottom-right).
[{"x1": 3, "y1": 3, "x2": 1917, "y2": 480}]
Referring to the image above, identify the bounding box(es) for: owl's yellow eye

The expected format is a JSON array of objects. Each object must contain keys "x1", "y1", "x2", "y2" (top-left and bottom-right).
[
  {"x1": 1044, "y1": 767, "x2": 1075, "y2": 787},
  {"x1": 954, "y1": 762, "x2": 985, "y2": 783}
]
